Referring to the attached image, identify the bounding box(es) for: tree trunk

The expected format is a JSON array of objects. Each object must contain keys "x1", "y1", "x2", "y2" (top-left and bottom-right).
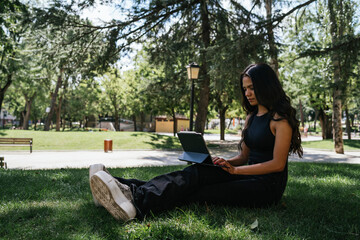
[
  {"x1": 55, "y1": 96, "x2": 63, "y2": 132},
  {"x1": 215, "y1": 94, "x2": 229, "y2": 141},
  {"x1": 350, "y1": 115, "x2": 354, "y2": 128},
  {"x1": 114, "y1": 111, "x2": 120, "y2": 131},
  {"x1": 328, "y1": 0, "x2": 344, "y2": 154},
  {"x1": 299, "y1": 99, "x2": 305, "y2": 128},
  {"x1": 227, "y1": 118, "x2": 232, "y2": 129},
  {"x1": 140, "y1": 112, "x2": 145, "y2": 131},
  {"x1": 20, "y1": 110, "x2": 25, "y2": 128},
  {"x1": 314, "y1": 108, "x2": 319, "y2": 132},
  {"x1": 172, "y1": 108, "x2": 177, "y2": 136},
  {"x1": 332, "y1": 79, "x2": 344, "y2": 153},
  {"x1": 22, "y1": 94, "x2": 36, "y2": 130},
  {"x1": 132, "y1": 115, "x2": 137, "y2": 131},
  {"x1": 22, "y1": 106, "x2": 29, "y2": 130},
  {"x1": 62, "y1": 118, "x2": 66, "y2": 131},
  {"x1": 84, "y1": 117, "x2": 88, "y2": 128},
  {"x1": 114, "y1": 114, "x2": 120, "y2": 131},
  {"x1": 219, "y1": 108, "x2": 227, "y2": 141},
  {"x1": 345, "y1": 107, "x2": 351, "y2": 140},
  {"x1": 265, "y1": 0, "x2": 279, "y2": 76},
  {"x1": 110, "y1": 95, "x2": 120, "y2": 131},
  {"x1": 0, "y1": 73, "x2": 13, "y2": 114},
  {"x1": 318, "y1": 108, "x2": 332, "y2": 139},
  {"x1": 195, "y1": 0, "x2": 211, "y2": 135},
  {"x1": 45, "y1": 68, "x2": 63, "y2": 131}
]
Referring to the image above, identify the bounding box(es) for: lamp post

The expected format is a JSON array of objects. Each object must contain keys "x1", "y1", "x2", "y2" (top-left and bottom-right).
[{"x1": 186, "y1": 62, "x2": 200, "y2": 131}]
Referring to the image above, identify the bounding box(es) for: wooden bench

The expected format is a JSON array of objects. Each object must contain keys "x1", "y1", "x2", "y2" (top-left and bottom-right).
[{"x1": 0, "y1": 138, "x2": 33, "y2": 153}]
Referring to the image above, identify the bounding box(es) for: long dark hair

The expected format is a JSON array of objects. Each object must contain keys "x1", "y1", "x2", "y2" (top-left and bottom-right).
[{"x1": 239, "y1": 63, "x2": 303, "y2": 158}]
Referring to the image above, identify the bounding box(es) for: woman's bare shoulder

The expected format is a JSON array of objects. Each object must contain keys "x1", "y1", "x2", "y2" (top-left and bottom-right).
[
  {"x1": 244, "y1": 114, "x2": 252, "y2": 124},
  {"x1": 273, "y1": 113, "x2": 287, "y2": 121},
  {"x1": 271, "y1": 113, "x2": 291, "y2": 127}
]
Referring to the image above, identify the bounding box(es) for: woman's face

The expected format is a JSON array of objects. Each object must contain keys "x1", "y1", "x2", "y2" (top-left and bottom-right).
[{"x1": 242, "y1": 76, "x2": 258, "y2": 106}]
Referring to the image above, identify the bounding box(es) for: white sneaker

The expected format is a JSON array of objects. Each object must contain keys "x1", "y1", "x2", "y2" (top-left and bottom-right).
[
  {"x1": 90, "y1": 170, "x2": 136, "y2": 221},
  {"x1": 89, "y1": 164, "x2": 109, "y2": 206}
]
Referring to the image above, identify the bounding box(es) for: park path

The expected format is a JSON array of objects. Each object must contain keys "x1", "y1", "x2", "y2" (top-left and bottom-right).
[{"x1": 2, "y1": 147, "x2": 360, "y2": 170}]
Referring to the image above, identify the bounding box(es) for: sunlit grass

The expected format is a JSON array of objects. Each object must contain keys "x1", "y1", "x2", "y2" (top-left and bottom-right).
[
  {"x1": 0, "y1": 130, "x2": 181, "y2": 150},
  {"x1": 1, "y1": 163, "x2": 359, "y2": 239},
  {"x1": 1, "y1": 130, "x2": 359, "y2": 151},
  {"x1": 302, "y1": 139, "x2": 360, "y2": 151}
]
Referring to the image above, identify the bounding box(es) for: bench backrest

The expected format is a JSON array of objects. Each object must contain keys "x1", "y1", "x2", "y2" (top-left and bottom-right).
[{"x1": 0, "y1": 138, "x2": 33, "y2": 144}]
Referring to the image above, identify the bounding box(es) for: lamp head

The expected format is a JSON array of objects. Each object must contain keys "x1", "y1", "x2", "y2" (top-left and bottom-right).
[{"x1": 186, "y1": 62, "x2": 200, "y2": 80}]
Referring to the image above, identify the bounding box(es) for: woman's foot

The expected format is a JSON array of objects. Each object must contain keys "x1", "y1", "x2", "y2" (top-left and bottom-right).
[
  {"x1": 89, "y1": 164, "x2": 109, "y2": 206},
  {"x1": 90, "y1": 170, "x2": 136, "y2": 221}
]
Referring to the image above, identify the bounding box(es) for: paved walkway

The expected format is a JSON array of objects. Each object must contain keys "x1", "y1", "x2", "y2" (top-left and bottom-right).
[{"x1": 1, "y1": 148, "x2": 360, "y2": 170}]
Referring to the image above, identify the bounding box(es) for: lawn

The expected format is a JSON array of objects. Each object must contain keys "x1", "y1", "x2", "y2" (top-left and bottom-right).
[
  {"x1": 1, "y1": 129, "x2": 360, "y2": 151},
  {"x1": 0, "y1": 130, "x2": 181, "y2": 150},
  {"x1": 204, "y1": 129, "x2": 240, "y2": 135},
  {"x1": 0, "y1": 163, "x2": 359, "y2": 240},
  {"x1": 302, "y1": 139, "x2": 360, "y2": 151}
]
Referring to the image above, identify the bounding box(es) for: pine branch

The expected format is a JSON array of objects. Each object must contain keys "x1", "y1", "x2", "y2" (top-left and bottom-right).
[
  {"x1": 292, "y1": 35, "x2": 360, "y2": 61},
  {"x1": 256, "y1": 0, "x2": 316, "y2": 29}
]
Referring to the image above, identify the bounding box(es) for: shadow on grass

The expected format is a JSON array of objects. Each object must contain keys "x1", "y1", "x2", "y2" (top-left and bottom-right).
[
  {"x1": 344, "y1": 139, "x2": 360, "y2": 149},
  {"x1": 0, "y1": 163, "x2": 359, "y2": 239},
  {"x1": 303, "y1": 139, "x2": 360, "y2": 149},
  {"x1": 0, "y1": 168, "x2": 89, "y2": 203},
  {"x1": 131, "y1": 133, "x2": 181, "y2": 150},
  {"x1": 283, "y1": 162, "x2": 360, "y2": 239}
]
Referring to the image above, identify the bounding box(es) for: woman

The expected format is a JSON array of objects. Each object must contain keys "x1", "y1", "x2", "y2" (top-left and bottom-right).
[{"x1": 89, "y1": 63, "x2": 303, "y2": 222}]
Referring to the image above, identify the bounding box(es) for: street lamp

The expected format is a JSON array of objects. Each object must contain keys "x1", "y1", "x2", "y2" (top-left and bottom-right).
[{"x1": 186, "y1": 62, "x2": 200, "y2": 131}]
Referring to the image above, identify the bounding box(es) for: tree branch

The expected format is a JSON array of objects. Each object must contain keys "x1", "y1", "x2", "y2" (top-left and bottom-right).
[
  {"x1": 257, "y1": 0, "x2": 316, "y2": 29},
  {"x1": 291, "y1": 35, "x2": 360, "y2": 62}
]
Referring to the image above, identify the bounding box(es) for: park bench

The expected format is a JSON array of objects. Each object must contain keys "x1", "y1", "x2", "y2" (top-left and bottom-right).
[{"x1": 0, "y1": 138, "x2": 33, "y2": 153}]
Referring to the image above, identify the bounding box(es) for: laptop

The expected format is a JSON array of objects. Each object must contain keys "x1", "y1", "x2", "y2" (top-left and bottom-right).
[{"x1": 177, "y1": 131, "x2": 224, "y2": 167}]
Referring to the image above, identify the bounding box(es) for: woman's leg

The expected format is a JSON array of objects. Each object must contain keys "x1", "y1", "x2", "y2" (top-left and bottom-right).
[
  {"x1": 126, "y1": 164, "x2": 243, "y2": 217},
  {"x1": 189, "y1": 176, "x2": 280, "y2": 207},
  {"x1": 114, "y1": 177, "x2": 146, "y2": 187},
  {"x1": 91, "y1": 164, "x2": 282, "y2": 221}
]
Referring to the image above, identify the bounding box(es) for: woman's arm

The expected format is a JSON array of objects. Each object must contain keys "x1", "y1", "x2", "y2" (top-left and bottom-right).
[
  {"x1": 212, "y1": 142, "x2": 250, "y2": 166},
  {"x1": 213, "y1": 114, "x2": 251, "y2": 167},
  {"x1": 215, "y1": 118, "x2": 292, "y2": 175}
]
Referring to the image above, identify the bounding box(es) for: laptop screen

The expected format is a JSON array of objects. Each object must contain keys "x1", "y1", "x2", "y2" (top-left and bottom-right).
[{"x1": 177, "y1": 131, "x2": 210, "y2": 155}]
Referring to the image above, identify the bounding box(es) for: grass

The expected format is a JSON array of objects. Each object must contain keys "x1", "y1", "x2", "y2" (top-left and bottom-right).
[
  {"x1": 0, "y1": 163, "x2": 359, "y2": 240},
  {"x1": 0, "y1": 130, "x2": 181, "y2": 151},
  {"x1": 302, "y1": 139, "x2": 360, "y2": 151},
  {"x1": 204, "y1": 129, "x2": 240, "y2": 135},
  {"x1": 1, "y1": 129, "x2": 360, "y2": 151}
]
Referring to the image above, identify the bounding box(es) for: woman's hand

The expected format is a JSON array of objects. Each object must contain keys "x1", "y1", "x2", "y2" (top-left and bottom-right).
[{"x1": 212, "y1": 157, "x2": 236, "y2": 174}]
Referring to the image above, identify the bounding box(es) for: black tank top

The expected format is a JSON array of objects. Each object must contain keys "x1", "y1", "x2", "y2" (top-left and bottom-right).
[
  {"x1": 244, "y1": 112, "x2": 288, "y2": 189},
  {"x1": 244, "y1": 112, "x2": 275, "y2": 165}
]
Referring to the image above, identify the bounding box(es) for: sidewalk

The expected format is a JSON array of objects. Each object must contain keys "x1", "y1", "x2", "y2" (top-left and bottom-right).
[{"x1": 2, "y1": 147, "x2": 360, "y2": 170}]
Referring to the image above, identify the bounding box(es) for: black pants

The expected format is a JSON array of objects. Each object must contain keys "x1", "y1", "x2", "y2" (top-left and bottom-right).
[{"x1": 115, "y1": 164, "x2": 285, "y2": 218}]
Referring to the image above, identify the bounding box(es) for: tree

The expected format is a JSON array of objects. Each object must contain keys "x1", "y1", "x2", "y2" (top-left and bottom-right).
[
  {"x1": 41, "y1": 0, "x2": 318, "y2": 136},
  {"x1": 29, "y1": 3, "x2": 115, "y2": 131},
  {"x1": 328, "y1": 0, "x2": 344, "y2": 153},
  {"x1": 142, "y1": 51, "x2": 189, "y2": 136},
  {"x1": 59, "y1": 79, "x2": 101, "y2": 130},
  {"x1": 283, "y1": 0, "x2": 360, "y2": 153},
  {"x1": 0, "y1": 0, "x2": 28, "y2": 114},
  {"x1": 13, "y1": 39, "x2": 48, "y2": 130},
  {"x1": 56, "y1": 0, "x2": 260, "y2": 134},
  {"x1": 101, "y1": 69, "x2": 127, "y2": 131}
]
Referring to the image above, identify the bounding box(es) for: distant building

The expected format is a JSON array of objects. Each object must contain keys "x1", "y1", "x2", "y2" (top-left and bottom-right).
[
  {"x1": 155, "y1": 115, "x2": 189, "y2": 133},
  {"x1": 0, "y1": 109, "x2": 17, "y2": 127}
]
